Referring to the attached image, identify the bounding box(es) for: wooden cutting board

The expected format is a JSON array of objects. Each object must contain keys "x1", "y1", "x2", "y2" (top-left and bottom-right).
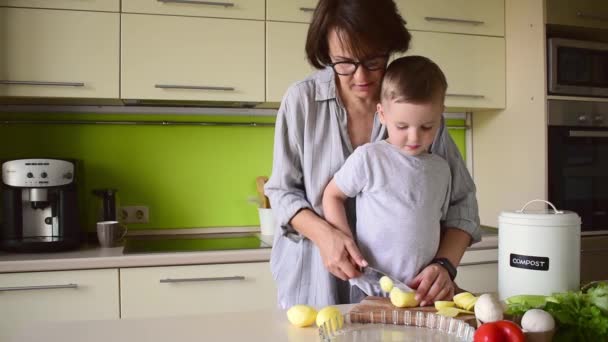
[{"x1": 348, "y1": 296, "x2": 477, "y2": 327}]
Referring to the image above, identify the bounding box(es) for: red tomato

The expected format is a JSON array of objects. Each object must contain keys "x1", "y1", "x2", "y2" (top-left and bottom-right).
[
  {"x1": 474, "y1": 323, "x2": 506, "y2": 342},
  {"x1": 494, "y1": 320, "x2": 525, "y2": 342}
]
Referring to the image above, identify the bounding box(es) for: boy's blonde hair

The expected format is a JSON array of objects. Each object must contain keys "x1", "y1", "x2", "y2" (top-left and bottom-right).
[{"x1": 381, "y1": 56, "x2": 448, "y2": 104}]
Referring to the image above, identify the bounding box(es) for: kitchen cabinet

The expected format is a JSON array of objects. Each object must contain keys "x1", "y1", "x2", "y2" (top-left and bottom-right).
[
  {"x1": 0, "y1": 7, "x2": 120, "y2": 99},
  {"x1": 0, "y1": 269, "x2": 119, "y2": 341},
  {"x1": 396, "y1": 0, "x2": 504, "y2": 37},
  {"x1": 455, "y1": 248, "x2": 498, "y2": 294},
  {"x1": 546, "y1": 0, "x2": 608, "y2": 30},
  {"x1": 266, "y1": 0, "x2": 317, "y2": 23},
  {"x1": 581, "y1": 235, "x2": 608, "y2": 284},
  {"x1": 120, "y1": 262, "x2": 276, "y2": 318},
  {"x1": 121, "y1": 13, "x2": 265, "y2": 103},
  {"x1": 122, "y1": 0, "x2": 264, "y2": 20},
  {"x1": 0, "y1": 0, "x2": 119, "y2": 11},
  {"x1": 266, "y1": 21, "x2": 315, "y2": 103},
  {"x1": 405, "y1": 30, "x2": 506, "y2": 110}
]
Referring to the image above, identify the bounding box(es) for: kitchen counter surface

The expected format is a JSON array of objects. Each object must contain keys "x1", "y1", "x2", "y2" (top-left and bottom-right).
[
  {"x1": 0, "y1": 226, "x2": 497, "y2": 273},
  {"x1": 6, "y1": 306, "x2": 348, "y2": 342}
]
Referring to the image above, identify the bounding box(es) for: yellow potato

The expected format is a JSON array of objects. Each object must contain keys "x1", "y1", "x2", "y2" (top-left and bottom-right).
[
  {"x1": 316, "y1": 306, "x2": 344, "y2": 329},
  {"x1": 389, "y1": 287, "x2": 419, "y2": 308},
  {"x1": 379, "y1": 276, "x2": 394, "y2": 293},
  {"x1": 437, "y1": 307, "x2": 474, "y2": 317},
  {"x1": 453, "y1": 292, "x2": 476, "y2": 310},
  {"x1": 434, "y1": 301, "x2": 456, "y2": 310},
  {"x1": 286, "y1": 305, "x2": 317, "y2": 328}
]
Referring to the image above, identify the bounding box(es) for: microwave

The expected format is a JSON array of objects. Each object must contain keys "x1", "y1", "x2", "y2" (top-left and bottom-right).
[{"x1": 548, "y1": 38, "x2": 608, "y2": 98}]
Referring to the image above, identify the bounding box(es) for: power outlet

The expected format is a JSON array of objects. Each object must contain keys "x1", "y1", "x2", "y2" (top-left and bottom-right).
[{"x1": 120, "y1": 206, "x2": 149, "y2": 224}]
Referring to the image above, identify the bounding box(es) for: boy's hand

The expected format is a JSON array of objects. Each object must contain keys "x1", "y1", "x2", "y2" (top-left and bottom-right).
[{"x1": 408, "y1": 264, "x2": 454, "y2": 306}]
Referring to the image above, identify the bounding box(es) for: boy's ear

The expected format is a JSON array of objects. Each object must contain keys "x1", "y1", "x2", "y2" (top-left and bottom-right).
[{"x1": 377, "y1": 103, "x2": 386, "y2": 124}]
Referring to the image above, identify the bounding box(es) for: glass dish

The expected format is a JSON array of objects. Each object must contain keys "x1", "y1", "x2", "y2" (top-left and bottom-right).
[{"x1": 319, "y1": 310, "x2": 475, "y2": 341}]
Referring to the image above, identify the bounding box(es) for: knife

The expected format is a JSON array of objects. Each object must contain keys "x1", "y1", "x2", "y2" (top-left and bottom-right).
[{"x1": 349, "y1": 266, "x2": 414, "y2": 297}]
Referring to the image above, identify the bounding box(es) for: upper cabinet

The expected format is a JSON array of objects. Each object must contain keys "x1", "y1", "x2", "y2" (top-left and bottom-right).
[
  {"x1": 266, "y1": 22, "x2": 315, "y2": 103},
  {"x1": 0, "y1": 7, "x2": 120, "y2": 99},
  {"x1": 0, "y1": 0, "x2": 119, "y2": 11},
  {"x1": 396, "y1": 0, "x2": 505, "y2": 37},
  {"x1": 406, "y1": 31, "x2": 505, "y2": 110},
  {"x1": 546, "y1": 0, "x2": 608, "y2": 30},
  {"x1": 122, "y1": 0, "x2": 265, "y2": 20},
  {"x1": 121, "y1": 14, "x2": 264, "y2": 103},
  {"x1": 266, "y1": 0, "x2": 317, "y2": 23}
]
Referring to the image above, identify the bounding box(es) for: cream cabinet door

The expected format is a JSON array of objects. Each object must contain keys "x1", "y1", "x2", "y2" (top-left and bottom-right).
[
  {"x1": 121, "y1": 14, "x2": 264, "y2": 103},
  {"x1": 546, "y1": 0, "x2": 608, "y2": 30},
  {"x1": 0, "y1": 0, "x2": 119, "y2": 11},
  {"x1": 405, "y1": 31, "x2": 505, "y2": 110},
  {"x1": 120, "y1": 262, "x2": 276, "y2": 318},
  {"x1": 455, "y1": 249, "x2": 498, "y2": 294},
  {"x1": 266, "y1": 0, "x2": 318, "y2": 23},
  {"x1": 0, "y1": 8, "x2": 120, "y2": 99},
  {"x1": 0, "y1": 269, "x2": 119, "y2": 341},
  {"x1": 122, "y1": 0, "x2": 264, "y2": 20},
  {"x1": 396, "y1": 0, "x2": 504, "y2": 37},
  {"x1": 266, "y1": 22, "x2": 315, "y2": 103}
]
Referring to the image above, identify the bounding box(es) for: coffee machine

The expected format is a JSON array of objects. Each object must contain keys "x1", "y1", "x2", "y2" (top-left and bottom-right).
[{"x1": 1, "y1": 158, "x2": 81, "y2": 252}]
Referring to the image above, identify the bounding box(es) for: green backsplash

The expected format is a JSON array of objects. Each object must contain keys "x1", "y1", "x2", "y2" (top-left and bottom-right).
[{"x1": 0, "y1": 113, "x2": 466, "y2": 231}]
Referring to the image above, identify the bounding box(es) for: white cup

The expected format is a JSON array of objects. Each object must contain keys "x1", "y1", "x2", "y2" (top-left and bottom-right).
[{"x1": 258, "y1": 208, "x2": 276, "y2": 236}]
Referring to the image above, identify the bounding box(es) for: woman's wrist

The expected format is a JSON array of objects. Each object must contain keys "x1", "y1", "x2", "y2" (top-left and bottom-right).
[{"x1": 430, "y1": 257, "x2": 457, "y2": 281}]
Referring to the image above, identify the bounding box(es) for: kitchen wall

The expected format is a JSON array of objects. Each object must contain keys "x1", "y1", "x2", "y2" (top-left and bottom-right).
[
  {"x1": 0, "y1": 111, "x2": 467, "y2": 232},
  {"x1": 473, "y1": 0, "x2": 547, "y2": 226}
]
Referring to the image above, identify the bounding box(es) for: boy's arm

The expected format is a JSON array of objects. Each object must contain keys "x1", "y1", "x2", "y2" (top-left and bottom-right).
[{"x1": 322, "y1": 178, "x2": 353, "y2": 239}]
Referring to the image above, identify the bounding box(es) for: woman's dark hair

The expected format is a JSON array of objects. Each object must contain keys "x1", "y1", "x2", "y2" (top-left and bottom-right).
[
  {"x1": 381, "y1": 55, "x2": 448, "y2": 103},
  {"x1": 306, "y1": 0, "x2": 411, "y2": 69}
]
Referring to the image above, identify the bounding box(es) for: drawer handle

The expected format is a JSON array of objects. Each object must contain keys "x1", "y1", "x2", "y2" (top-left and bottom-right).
[
  {"x1": 569, "y1": 130, "x2": 608, "y2": 138},
  {"x1": 299, "y1": 7, "x2": 315, "y2": 12},
  {"x1": 577, "y1": 12, "x2": 608, "y2": 22},
  {"x1": 459, "y1": 260, "x2": 497, "y2": 267},
  {"x1": 447, "y1": 93, "x2": 485, "y2": 99},
  {"x1": 0, "y1": 283, "x2": 79, "y2": 292},
  {"x1": 157, "y1": 0, "x2": 235, "y2": 7},
  {"x1": 0, "y1": 80, "x2": 85, "y2": 87},
  {"x1": 159, "y1": 276, "x2": 246, "y2": 283},
  {"x1": 155, "y1": 84, "x2": 235, "y2": 91},
  {"x1": 424, "y1": 16, "x2": 485, "y2": 26}
]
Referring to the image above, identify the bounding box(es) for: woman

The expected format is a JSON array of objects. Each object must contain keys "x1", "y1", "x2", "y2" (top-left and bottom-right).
[{"x1": 265, "y1": 0, "x2": 481, "y2": 309}]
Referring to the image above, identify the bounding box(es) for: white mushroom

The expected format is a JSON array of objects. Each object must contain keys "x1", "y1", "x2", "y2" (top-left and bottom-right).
[
  {"x1": 474, "y1": 293, "x2": 504, "y2": 323},
  {"x1": 521, "y1": 309, "x2": 555, "y2": 332}
]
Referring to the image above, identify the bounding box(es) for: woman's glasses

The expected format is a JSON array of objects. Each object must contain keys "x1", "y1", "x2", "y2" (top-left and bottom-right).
[{"x1": 329, "y1": 55, "x2": 389, "y2": 76}]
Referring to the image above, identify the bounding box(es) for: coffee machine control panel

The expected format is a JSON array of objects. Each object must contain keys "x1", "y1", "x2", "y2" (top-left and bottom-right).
[{"x1": 2, "y1": 159, "x2": 75, "y2": 188}]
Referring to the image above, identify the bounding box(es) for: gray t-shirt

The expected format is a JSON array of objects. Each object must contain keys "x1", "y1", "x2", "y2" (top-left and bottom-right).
[{"x1": 334, "y1": 141, "x2": 452, "y2": 284}]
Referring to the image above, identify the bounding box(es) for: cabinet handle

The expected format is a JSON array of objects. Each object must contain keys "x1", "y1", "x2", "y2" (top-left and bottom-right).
[
  {"x1": 0, "y1": 80, "x2": 85, "y2": 87},
  {"x1": 0, "y1": 283, "x2": 79, "y2": 292},
  {"x1": 299, "y1": 7, "x2": 315, "y2": 12},
  {"x1": 155, "y1": 84, "x2": 235, "y2": 91},
  {"x1": 447, "y1": 93, "x2": 485, "y2": 99},
  {"x1": 424, "y1": 16, "x2": 485, "y2": 26},
  {"x1": 459, "y1": 260, "x2": 497, "y2": 267},
  {"x1": 157, "y1": 0, "x2": 234, "y2": 7},
  {"x1": 159, "y1": 276, "x2": 246, "y2": 283},
  {"x1": 577, "y1": 12, "x2": 608, "y2": 22}
]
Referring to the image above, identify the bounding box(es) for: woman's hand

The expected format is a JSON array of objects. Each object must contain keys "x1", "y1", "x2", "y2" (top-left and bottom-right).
[
  {"x1": 408, "y1": 264, "x2": 454, "y2": 307},
  {"x1": 315, "y1": 227, "x2": 368, "y2": 281}
]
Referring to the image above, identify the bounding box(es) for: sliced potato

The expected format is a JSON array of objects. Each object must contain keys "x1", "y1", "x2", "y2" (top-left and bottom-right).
[
  {"x1": 434, "y1": 301, "x2": 456, "y2": 310},
  {"x1": 379, "y1": 276, "x2": 394, "y2": 293}
]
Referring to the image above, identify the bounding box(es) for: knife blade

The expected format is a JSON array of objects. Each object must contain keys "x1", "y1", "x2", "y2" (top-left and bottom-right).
[{"x1": 349, "y1": 266, "x2": 414, "y2": 297}]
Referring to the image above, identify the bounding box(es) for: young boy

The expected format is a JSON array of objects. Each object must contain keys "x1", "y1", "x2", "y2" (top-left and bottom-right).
[{"x1": 322, "y1": 55, "x2": 451, "y2": 302}]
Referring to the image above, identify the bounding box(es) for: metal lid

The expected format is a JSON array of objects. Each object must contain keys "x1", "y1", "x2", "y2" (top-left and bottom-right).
[{"x1": 499, "y1": 200, "x2": 581, "y2": 227}]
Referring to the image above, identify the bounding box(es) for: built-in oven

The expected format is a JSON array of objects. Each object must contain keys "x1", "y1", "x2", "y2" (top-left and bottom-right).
[
  {"x1": 548, "y1": 38, "x2": 608, "y2": 98},
  {"x1": 548, "y1": 99, "x2": 608, "y2": 235}
]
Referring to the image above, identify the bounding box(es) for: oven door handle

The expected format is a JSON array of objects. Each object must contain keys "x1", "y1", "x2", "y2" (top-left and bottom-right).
[{"x1": 569, "y1": 130, "x2": 608, "y2": 138}]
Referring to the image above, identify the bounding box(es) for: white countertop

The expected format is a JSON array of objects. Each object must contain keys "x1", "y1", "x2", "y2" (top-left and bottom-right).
[
  {"x1": 6, "y1": 305, "x2": 354, "y2": 342},
  {"x1": 0, "y1": 229, "x2": 497, "y2": 274}
]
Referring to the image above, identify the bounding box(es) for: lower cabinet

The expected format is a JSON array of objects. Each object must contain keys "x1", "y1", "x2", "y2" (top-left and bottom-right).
[
  {"x1": 455, "y1": 248, "x2": 498, "y2": 294},
  {"x1": 120, "y1": 262, "x2": 277, "y2": 318},
  {"x1": 0, "y1": 269, "x2": 119, "y2": 341}
]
